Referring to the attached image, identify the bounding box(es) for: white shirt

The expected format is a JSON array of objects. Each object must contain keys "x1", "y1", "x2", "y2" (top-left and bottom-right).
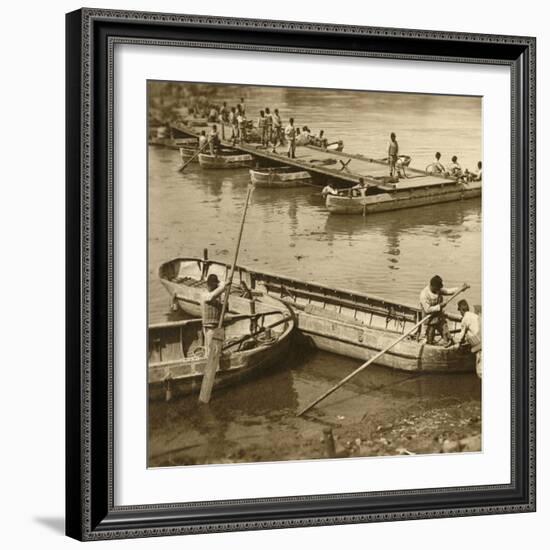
[
  {"x1": 458, "y1": 311, "x2": 481, "y2": 346},
  {"x1": 285, "y1": 124, "x2": 296, "y2": 139}
]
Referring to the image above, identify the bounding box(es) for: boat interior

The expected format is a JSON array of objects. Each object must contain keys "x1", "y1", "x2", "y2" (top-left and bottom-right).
[
  {"x1": 149, "y1": 310, "x2": 288, "y2": 367},
  {"x1": 160, "y1": 258, "x2": 463, "y2": 345}
]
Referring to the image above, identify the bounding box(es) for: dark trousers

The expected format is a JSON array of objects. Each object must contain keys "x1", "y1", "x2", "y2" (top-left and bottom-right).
[{"x1": 425, "y1": 317, "x2": 453, "y2": 345}]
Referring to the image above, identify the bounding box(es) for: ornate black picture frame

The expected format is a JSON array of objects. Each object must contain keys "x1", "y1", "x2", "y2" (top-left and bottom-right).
[{"x1": 66, "y1": 8, "x2": 536, "y2": 541}]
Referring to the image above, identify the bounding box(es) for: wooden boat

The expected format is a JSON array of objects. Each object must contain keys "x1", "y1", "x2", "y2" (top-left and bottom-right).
[
  {"x1": 149, "y1": 136, "x2": 197, "y2": 150},
  {"x1": 148, "y1": 302, "x2": 294, "y2": 400},
  {"x1": 166, "y1": 121, "x2": 480, "y2": 213},
  {"x1": 249, "y1": 166, "x2": 312, "y2": 188},
  {"x1": 179, "y1": 145, "x2": 199, "y2": 163},
  {"x1": 198, "y1": 151, "x2": 254, "y2": 169},
  {"x1": 159, "y1": 257, "x2": 476, "y2": 373},
  {"x1": 325, "y1": 178, "x2": 482, "y2": 215},
  {"x1": 179, "y1": 144, "x2": 236, "y2": 163},
  {"x1": 306, "y1": 140, "x2": 345, "y2": 152}
]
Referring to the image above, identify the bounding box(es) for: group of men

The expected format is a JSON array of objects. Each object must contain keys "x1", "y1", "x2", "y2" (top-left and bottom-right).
[
  {"x1": 419, "y1": 275, "x2": 482, "y2": 378},
  {"x1": 389, "y1": 133, "x2": 482, "y2": 181},
  {"x1": 189, "y1": 97, "x2": 335, "y2": 159},
  {"x1": 429, "y1": 151, "x2": 483, "y2": 181}
]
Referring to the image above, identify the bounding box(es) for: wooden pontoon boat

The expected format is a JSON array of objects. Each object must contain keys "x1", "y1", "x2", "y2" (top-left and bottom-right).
[
  {"x1": 306, "y1": 140, "x2": 345, "y2": 152},
  {"x1": 149, "y1": 136, "x2": 198, "y2": 150},
  {"x1": 325, "y1": 178, "x2": 482, "y2": 215},
  {"x1": 198, "y1": 152, "x2": 254, "y2": 169},
  {"x1": 179, "y1": 144, "x2": 236, "y2": 164},
  {"x1": 159, "y1": 256, "x2": 476, "y2": 373},
  {"x1": 149, "y1": 299, "x2": 294, "y2": 400},
  {"x1": 249, "y1": 166, "x2": 312, "y2": 188}
]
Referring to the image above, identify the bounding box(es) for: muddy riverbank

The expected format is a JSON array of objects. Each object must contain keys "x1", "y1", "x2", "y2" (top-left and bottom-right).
[{"x1": 148, "y1": 345, "x2": 481, "y2": 467}]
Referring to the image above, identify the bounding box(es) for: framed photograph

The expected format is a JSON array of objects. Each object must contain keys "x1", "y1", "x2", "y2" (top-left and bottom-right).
[{"x1": 66, "y1": 8, "x2": 536, "y2": 541}]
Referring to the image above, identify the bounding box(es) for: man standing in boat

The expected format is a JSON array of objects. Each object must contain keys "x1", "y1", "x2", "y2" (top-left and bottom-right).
[
  {"x1": 285, "y1": 117, "x2": 297, "y2": 159},
  {"x1": 419, "y1": 275, "x2": 465, "y2": 347},
  {"x1": 201, "y1": 274, "x2": 228, "y2": 355},
  {"x1": 388, "y1": 132, "x2": 399, "y2": 177},
  {"x1": 208, "y1": 124, "x2": 221, "y2": 156}
]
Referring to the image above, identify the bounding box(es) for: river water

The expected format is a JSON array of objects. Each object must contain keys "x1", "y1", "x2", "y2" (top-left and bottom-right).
[{"x1": 148, "y1": 86, "x2": 482, "y2": 466}]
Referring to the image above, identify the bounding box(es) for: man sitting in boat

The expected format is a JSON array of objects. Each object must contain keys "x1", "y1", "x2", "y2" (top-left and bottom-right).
[
  {"x1": 208, "y1": 125, "x2": 221, "y2": 156},
  {"x1": 448, "y1": 155, "x2": 463, "y2": 178},
  {"x1": 463, "y1": 161, "x2": 483, "y2": 182},
  {"x1": 351, "y1": 177, "x2": 367, "y2": 195},
  {"x1": 296, "y1": 126, "x2": 312, "y2": 146},
  {"x1": 455, "y1": 299, "x2": 482, "y2": 378},
  {"x1": 311, "y1": 129, "x2": 328, "y2": 149},
  {"x1": 428, "y1": 151, "x2": 447, "y2": 175},
  {"x1": 321, "y1": 183, "x2": 338, "y2": 197},
  {"x1": 201, "y1": 274, "x2": 228, "y2": 354},
  {"x1": 419, "y1": 275, "x2": 462, "y2": 347}
]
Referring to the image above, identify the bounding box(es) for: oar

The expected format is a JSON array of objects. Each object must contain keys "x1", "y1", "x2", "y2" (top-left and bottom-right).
[
  {"x1": 296, "y1": 284, "x2": 469, "y2": 417},
  {"x1": 179, "y1": 141, "x2": 208, "y2": 172},
  {"x1": 198, "y1": 185, "x2": 254, "y2": 404}
]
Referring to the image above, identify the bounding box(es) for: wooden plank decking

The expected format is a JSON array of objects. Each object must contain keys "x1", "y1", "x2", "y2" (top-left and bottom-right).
[{"x1": 167, "y1": 120, "x2": 458, "y2": 191}]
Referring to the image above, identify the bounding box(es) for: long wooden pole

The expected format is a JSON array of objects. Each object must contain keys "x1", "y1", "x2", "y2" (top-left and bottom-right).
[
  {"x1": 296, "y1": 285, "x2": 468, "y2": 416},
  {"x1": 179, "y1": 141, "x2": 209, "y2": 172},
  {"x1": 198, "y1": 186, "x2": 253, "y2": 404}
]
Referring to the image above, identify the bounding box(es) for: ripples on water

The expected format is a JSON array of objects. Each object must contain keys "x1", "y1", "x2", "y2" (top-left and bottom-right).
[{"x1": 147, "y1": 86, "x2": 482, "y2": 465}]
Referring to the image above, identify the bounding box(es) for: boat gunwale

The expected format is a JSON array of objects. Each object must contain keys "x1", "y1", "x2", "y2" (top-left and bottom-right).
[
  {"x1": 158, "y1": 257, "x2": 463, "y2": 324},
  {"x1": 148, "y1": 304, "x2": 295, "y2": 375}
]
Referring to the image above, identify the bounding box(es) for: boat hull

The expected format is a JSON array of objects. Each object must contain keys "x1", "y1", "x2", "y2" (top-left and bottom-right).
[
  {"x1": 159, "y1": 258, "x2": 476, "y2": 373},
  {"x1": 249, "y1": 168, "x2": 312, "y2": 188},
  {"x1": 326, "y1": 181, "x2": 482, "y2": 215},
  {"x1": 198, "y1": 153, "x2": 254, "y2": 169},
  {"x1": 297, "y1": 307, "x2": 474, "y2": 372},
  {"x1": 149, "y1": 326, "x2": 293, "y2": 400}
]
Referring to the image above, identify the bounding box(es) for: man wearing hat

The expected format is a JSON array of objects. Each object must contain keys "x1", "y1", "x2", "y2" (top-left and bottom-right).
[
  {"x1": 419, "y1": 275, "x2": 462, "y2": 346},
  {"x1": 201, "y1": 274, "x2": 228, "y2": 354}
]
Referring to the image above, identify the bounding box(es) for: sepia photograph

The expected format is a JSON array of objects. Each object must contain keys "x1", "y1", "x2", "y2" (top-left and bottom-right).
[{"x1": 147, "y1": 80, "x2": 483, "y2": 468}]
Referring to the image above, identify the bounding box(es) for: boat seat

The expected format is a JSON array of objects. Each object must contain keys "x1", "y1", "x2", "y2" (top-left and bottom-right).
[
  {"x1": 174, "y1": 276, "x2": 205, "y2": 287},
  {"x1": 303, "y1": 304, "x2": 367, "y2": 327}
]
